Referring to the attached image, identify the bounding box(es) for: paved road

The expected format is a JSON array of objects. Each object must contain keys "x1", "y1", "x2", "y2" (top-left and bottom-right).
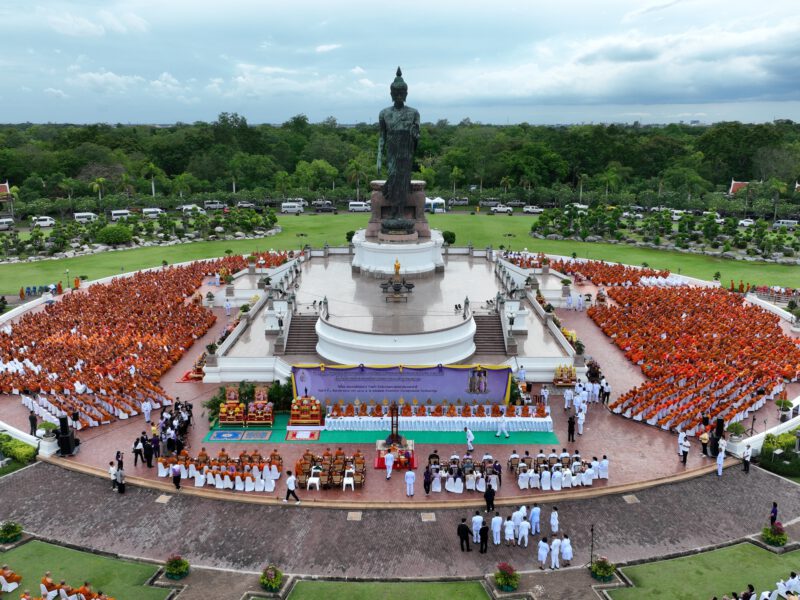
[{"x1": 1, "y1": 462, "x2": 798, "y2": 579}]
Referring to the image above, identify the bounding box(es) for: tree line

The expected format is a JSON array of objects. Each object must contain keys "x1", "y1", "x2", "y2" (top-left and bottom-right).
[{"x1": 1, "y1": 113, "x2": 800, "y2": 219}]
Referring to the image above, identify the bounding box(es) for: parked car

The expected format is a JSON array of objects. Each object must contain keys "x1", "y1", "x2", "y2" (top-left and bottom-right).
[
  {"x1": 204, "y1": 200, "x2": 226, "y2": 210},
  {"x1": 738, "y1": 218, "x2": 755, "y2": 227},
  {"x1": 315, "y1": 201, "x2": 337, "y2": 213},
  {"x1": 0, "y1": 217, "x2": 15, "y2": 231},
  {"x1": 281, "y1": 202, "x2": 304, "y2": 214},
  {"x1": 773, "y1": 219, "x2": 798, "y2": 230},
  {"x1": 348, "y1": 201, "x2": 370, "y2": 212},
  {"x1": 479, "y1": 199, "x2": 500, "y2": 207},
  {"x1": 110, "y1": 209, "x2": 132, "y2": 222},
  {"x1": 32, "y1": 216, "x2": 56, "y2": 228},
  {"x1": 235, "y1": 201, "x2": 255, "y2": 209},
  {"x1": 142, "y1": 208, "x2": 165, "y2": 219},
  {"x1": 523, "y1": 205, "x2": 544, "y2": 214},
  {"x1": 73, "y1": 212, "x2": 98, "y2": 224},
  {"x1": 448, "y1": 198, "x2": 469, "y2": 206},
  {"x1": 506, "y1": 199, "x2": 526, "y2": 207},
  {"x1": 490, "y1": 204, "x2": 513, "y2": 214},
  {"x1": 177, "y1": 204, "x2": 206, "y2": 215},
  {"x1": 622, "y1": 211, "x2": 644, "y2": 220}
]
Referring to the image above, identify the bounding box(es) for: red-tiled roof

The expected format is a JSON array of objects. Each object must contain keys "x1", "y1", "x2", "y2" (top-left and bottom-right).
[
  {"x1": 728, "y1": 180, "x2": 749, "y2": 195},
  {"x1": 0, "y1": 182, "x2": 9, "y2": 195}
]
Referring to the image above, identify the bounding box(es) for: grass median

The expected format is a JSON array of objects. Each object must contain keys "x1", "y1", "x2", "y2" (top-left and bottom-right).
[{"x1": 1, "y1": 213, "x2": 798, "y2": 294}]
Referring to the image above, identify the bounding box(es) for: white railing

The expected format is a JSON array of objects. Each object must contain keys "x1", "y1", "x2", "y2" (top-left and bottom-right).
[{"x1": 745, "y1": 293, "x2": 796, "y2": 323}]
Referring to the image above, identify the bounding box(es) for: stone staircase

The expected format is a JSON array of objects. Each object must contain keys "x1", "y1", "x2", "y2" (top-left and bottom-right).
[
  {"x1": 284, "y1": 315, "x2": 319, "y2": 355},
  {"x1": 472, "y1": 314, "x2": 507, "y2": 355}
]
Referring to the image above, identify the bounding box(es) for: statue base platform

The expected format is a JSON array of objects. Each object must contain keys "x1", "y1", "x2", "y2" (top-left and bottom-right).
[
  {"x1": 378, "y1": 231, "x2": 418, "y2": 242},
  {"x1": 351, "y1": 229, "x2": 444, "y2": 277},
  {"x1": 365, "y1": 180, "x2": 430, "y2": 238}
]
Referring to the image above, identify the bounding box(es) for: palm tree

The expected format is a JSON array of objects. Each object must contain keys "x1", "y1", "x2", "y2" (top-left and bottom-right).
[
  {"x1": 450, "y1": 166, "x2": 464, "y2": 196},
  {"x1": 141, "y1": 162, "x2": 160, "y2": 197},
  {"x1": 172, "y1": 173, "x2": 192, "y2": 199},
  {"x1": 577, "y1": 173, "x2": 589, "y2": 202},
  {"x1": 518, "y1": 174, "x2": 531, "y2": 192},
  {"x1": 90, "y1": 177, "x2": 106, "y2": 201},
  {"x1": 120, "y1": 173, "x2": 135, "y2": 198},
  {"x1": 345, "y1": 159, "x2": 367, "y2": 202},
  {"x1": 767, "y1": 177, "x2": 788, "y2": 221},
  {"x1": 500, "y1": 176, "x2": 513, "y2": 193}
]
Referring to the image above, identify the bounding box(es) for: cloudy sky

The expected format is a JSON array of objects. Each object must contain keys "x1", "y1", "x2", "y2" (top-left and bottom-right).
[{"x1": 3, "y1": 0, "x2": 800, "y2": 125}]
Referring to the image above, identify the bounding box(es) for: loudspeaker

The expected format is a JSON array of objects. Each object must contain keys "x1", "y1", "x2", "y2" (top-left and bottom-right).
[
  {"x1": 57, "y1": 431, "x2": 76, "y2": 456},
  {"x1": 59, "y1": 415, "x2": 70, "y2": 435},
  {"x1": 71, "y1": 410, "x2": 79, "y2": 422},
  {"x1": 715, "y1": 418, "x2": 724, "y2": 438}
]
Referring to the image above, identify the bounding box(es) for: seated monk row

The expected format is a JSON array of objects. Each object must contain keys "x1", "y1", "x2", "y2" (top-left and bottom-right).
[
  {"x1": 329, "y1": 403, "x2": 532, "y2": 418},
  {"x1": 39, "y1": 571, "x2": 114, "y2": 599}
]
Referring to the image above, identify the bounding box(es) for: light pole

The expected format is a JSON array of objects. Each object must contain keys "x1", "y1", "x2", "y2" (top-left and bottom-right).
[{"x1": 65, "y1": 269, "x2": 70, "y2": 289}]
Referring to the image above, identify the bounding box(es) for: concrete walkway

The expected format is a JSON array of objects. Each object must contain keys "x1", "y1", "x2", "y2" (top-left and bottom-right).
[{"x1": 1, "y1": 462, "x2": 797, "y2": 583}]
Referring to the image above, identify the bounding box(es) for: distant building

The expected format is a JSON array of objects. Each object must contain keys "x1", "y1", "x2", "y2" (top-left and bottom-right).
[
  {"x1": 728, "y1": 179, "x2": 749, "y2": 196},
  {"x1": 796, "y1": 181, "x2": 800, "y2": 193},
  {"x1": 0, "y1": 181, "x2": 9, "y2": 199}
]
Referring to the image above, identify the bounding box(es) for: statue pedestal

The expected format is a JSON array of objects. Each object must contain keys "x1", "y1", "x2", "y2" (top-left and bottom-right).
[
  {"x1": 351, "y1": 229, "x2": 444, "y2": 276},
  {"x1": 365, "y1": 180, "x2": 430, "y2": 238}
]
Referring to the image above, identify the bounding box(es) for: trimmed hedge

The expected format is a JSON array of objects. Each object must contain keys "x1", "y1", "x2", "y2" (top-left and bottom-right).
[{"x1": 0, "y1": 434, "x2": 37, "y2": 463}]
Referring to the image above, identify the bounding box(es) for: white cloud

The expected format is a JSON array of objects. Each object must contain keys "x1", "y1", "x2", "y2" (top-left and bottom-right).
[
  {"x1": 358, "y1": 78, "x2": 376, "y2": 88},
  {"x1": 350, "y1": 66, "x2": 366, "y2": 75},
  {"x1": 315, "y1": 43, "x2": 341, "y2": 53},
  {"x1": 44, "y1": 87, "x2": 69, "y2": 99},
  {"x1": 98, "y1": 11, "x2": 149, "y2": 34},
  {"x1": 71, "y1": 69, "x2": 145, "y2": 93},
  {"x1": 47, "y1": 13, "x2": 105, "y2": 37},
  {"x1": 622, "y1": 0, "x2": 683, "y2": 24}
]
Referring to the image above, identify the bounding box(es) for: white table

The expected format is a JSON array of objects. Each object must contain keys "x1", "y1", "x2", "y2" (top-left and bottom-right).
[{"x1": 325, "y1": 416, "x2": 553, "y2": 432}]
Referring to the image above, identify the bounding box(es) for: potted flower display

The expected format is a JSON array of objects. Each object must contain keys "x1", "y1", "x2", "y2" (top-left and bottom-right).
[
  {"x1": 0, "y1": 520, "x2": 23, "y2": 543},
  {"x1": 494, "y1": 562, "x2": 520, "y2": 592},
  {"x1": 726, "y1": 421, "x2": 745, "y2": 441},
  {"x1": 205, "y1": 291, "x2": 215, "y2": 307},
  {"x1": 38, "y1": 421, "x2": 59, "y2": 439},
  {"x1": 762, "y1": 521, "x2": 788, "y2": 547},
  {"x1": 590, "y1": 556, "x2": 616, "y2": 582},
  {"x1": 776, "y1": 399, "x2": 793, "y2": 423},
  {"x1": 259, "y1": 564, "x2": 283, "y2": 592},
  {"x1": 561, "y1": 278, "x2": 571, "y2": 298},
  {"x1": 164, "y1": 555, "x2": 190, "y2": 580}
]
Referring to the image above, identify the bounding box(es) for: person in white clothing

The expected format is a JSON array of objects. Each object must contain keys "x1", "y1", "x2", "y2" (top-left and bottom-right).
[
  {"x1": 517, "y1": 516, "x2": 531, "y2": 547},
  {"x1": 541, "y1": 385, "x2": 550, "y2": 405},
  {"x1": 550, "y1": 536, "x2": 561, "y2": 569},
  {"x1": 537, "y1": 537, "x2": 549, "y2": 569},
  {"x1": 561, "y1": 534, "x2": 573, "y2": 566},
  {"x1": 563, "y1": 388, "x2": 573, "y2": 411},
  {"x1": 405, "y1": 469, "x2": 415, "y2": 496},
  {"x1": 716, "y1": 449, "x2": 725, "y2": 477},
  {"x1": 472, "y1": 511, "x2": 483, "y2": 544},
  {"x1": 491, "y1": 512, "x2": 503, "y2": 545},
  {"x1": 224, "y1": 299, "x2": 232, "y2": 317},
  {"x1": 511, "y1": 508, "x2": 523, "y2": 538},
  {"x1": 503, "y1": 516, "x2": 516, "y2": 546},
  {"x1": 464, "y1": 427, "x2": 475, "y2": 451},
  {"x1": 495, "y1": 409, "x2": 510, "y2": 438},
  {"x1": 530, "y1": 503, "x2": 541, "y2": 534},
  {"x1": 283, "y1": 470, "x2": 300, "y2": 504},
  {"x1": 550, "y1": 507, "x2": 559, "y2": 533},
  {"x1": 577, "y1": 410, "x2": 586, "y2": 435},
  {"x1": 141, "y1": 399, "x2": 152, "y2": 424},
  {"x1": 677, "y1": 428, "x2": 686, "y2": 457},
  {"x1": 591, "y1": 382, "x2": 600, "y2": 403},
  {"x1": 384, "y1": 450, "x2": 395, "y2": 480}
]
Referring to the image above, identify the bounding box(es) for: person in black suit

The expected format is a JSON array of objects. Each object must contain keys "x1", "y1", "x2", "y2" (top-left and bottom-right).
[
  {"x1": 479, "y1": 520, "x2": 489, "y2": 554},
  {"x1": 28, "y1": 411, "x2": 38, "y2": 436},
  {"x1": 567, "y1": 415, "x2": 576, "y2": 443},
  {"x1": 458, "y1": 518, "x2": 472, "y2": 552},
  {"x1": 484, "y1": 484, "x2": 495, "y2": 512}
]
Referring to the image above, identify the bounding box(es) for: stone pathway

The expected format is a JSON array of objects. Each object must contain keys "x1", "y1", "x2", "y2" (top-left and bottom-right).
[{"x1": 2, "y1": 462, "x2": 798, "y2": 590}]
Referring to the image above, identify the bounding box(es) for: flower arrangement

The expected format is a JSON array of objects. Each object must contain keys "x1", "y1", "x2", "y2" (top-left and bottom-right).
[
  {"x1": 259, "y1": 564, "x2": 283, "y2": 591},
  {"x1": 726, "y1": 421, "x2": 745, "y2": 437},
  {"x1": 0, "y1": 520, "x2": 23, "y2": 543},
  {"x1": 494, "y1": 562, "x2": 520, "y2": 591},
  {"x1": 590, "y1": 556, "x2": 616, "y2": 581},
  {"x1": 164, "y1": 555, "x2": 190, "y2": 579},
  {"x1": 763, "y1": 522, "x2": 788, "y2": 547}
]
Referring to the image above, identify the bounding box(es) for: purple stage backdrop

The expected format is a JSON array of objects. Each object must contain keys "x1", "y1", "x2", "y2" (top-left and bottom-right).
[{"x1": 291, "y1": 365, "x2": 512, "y2": 404}]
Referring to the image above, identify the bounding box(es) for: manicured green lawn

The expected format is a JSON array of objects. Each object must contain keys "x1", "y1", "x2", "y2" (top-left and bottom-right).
[
  {"x1": 0, "y1": 458, "x2": 28, "y2": 477},
  {"x1": 0, "y1": 540, "x2": 168, "y2": 599},
  {"x1": 288, "y1": 580, "x2": 489, "y2": 600},
  {"x1": 610, "y1": 543, "x2": 797, "y2": 600},
  {"x1": 1, "y1": 213, "x2": 798, "y2": 293}
]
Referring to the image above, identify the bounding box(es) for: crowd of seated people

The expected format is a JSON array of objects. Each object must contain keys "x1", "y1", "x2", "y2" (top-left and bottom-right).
[
  {"x1": 330, "y1": 401, "x2": 544, "y2": 419},
  {"x1": 425, "y1": 449, "x2": 502, "y2": 494},
  {"x1": 509, "y1": 448, "x2": 609, "y2": 491},
  {"x1": 155, "y1": 446, "x2": 284, "y2": 493},
  {"x1": 0, "y1": 257, "x2": 258, "y2": 429},
  {"x1": 748, "y1": 571, "x2": 800, "y2": 599},
  {"x1": 0, "y1": 564, "x2": 21, "y2": 593},
  {"x1": 549, "y1": 259, "x2": 669, "y2": 286},
  {"x1": 24, "y1": 571, "x2": 114, "y2": 600},
  {"x1": 591, "y1": 286, "x2": 800, "y2": 435},
  {"x1": 294, "y1": 447, "x2": 367, "y2": 491}
]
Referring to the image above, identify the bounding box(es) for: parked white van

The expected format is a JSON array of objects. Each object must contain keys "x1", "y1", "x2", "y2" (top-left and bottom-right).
[
  {"x1": 280, "y1": 202, "x2": 304, "y2": 214},
  {"x1": 177, "y1": 204, "x2": 206, "y2": 215},
  {"x1": 348, "y1": 201, "x2": 370, "y2": 212},
  {"x1": 32, "y1": 216, "x2": 56, "y2": 228},
  {"x1": 110, "y1": 209, "x2": 131, "y2": 222},
  {"x1": 73, "y1": 212, "x2": 98, "y2": 224},
  {"x1": 773, "y1": 219, "x2": 798, "y2": 230},
  {"x1": 142, "y1": 208, "x2": 165, "y2": 219},
  {"x1": 0, "y1": 217, "x2": 14, "y2": 231}
]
